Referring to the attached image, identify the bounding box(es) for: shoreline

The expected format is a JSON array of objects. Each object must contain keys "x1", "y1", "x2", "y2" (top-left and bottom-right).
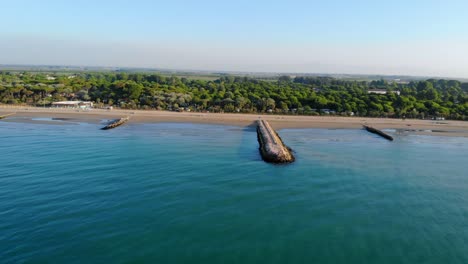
[{"x1": 1, "y1": 106, "x2": 468, "y2": 137}]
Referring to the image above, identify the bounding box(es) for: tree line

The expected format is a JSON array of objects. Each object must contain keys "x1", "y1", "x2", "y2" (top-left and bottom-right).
[{"x1": 0, "y1": 71, "x2": 467, "y2": 120}]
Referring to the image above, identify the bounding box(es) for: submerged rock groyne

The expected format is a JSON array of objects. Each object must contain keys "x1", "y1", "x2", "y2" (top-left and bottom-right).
[
  {"x1": 363, "y1": 125, "x2": 393, "y2": 141},
  {"x1": 0, "y1": 113, "x2": 15, "y2": 120},
  {"x1": 101, "y1": 117, "x2": 129, "y2": 130},
  {"x1": 256, "y1": 120, "x2": 295, "y2": 164}
]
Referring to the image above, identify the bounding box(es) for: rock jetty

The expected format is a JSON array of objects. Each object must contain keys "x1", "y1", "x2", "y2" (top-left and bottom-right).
[
  {"x1": 256, "y1": 120, "x2": 295, "y2": 163},
  {"x1": 0, "y1": 113, "x2": 15, "y2": 119},
  {"x1": 363, "y1": 125, "x2": 393, "y2": 141},
  {"x1": 101, "y1": 117, "x2": 129, "y2": 130}
]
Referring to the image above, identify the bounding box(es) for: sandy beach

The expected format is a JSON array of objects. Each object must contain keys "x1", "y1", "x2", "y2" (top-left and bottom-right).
[{"x1": 1, "y1": 106, "x2": 467, "y2": 137}]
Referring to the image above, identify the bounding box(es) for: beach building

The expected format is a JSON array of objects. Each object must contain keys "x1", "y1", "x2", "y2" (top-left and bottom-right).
[
  {"x1": 320, "y1": 109, "x2": 336, "y2": 114},
  {"x1": 51, "y1": 101, "x2": 93, "y2": 109}
]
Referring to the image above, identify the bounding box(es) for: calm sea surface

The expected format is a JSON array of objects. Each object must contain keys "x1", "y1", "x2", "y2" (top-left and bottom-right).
[{"x1": 1, "y1": 119, "x2": 468, "y2": 263}]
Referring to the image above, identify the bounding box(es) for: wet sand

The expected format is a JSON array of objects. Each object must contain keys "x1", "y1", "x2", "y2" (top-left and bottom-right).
[{"x1": 1, "y1": 106, "x2": 467, "y2": 137}]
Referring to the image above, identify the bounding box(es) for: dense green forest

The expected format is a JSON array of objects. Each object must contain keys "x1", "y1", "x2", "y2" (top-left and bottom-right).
[{"x1": 1, "y1": 71, "x2": 467, "y2": 120}]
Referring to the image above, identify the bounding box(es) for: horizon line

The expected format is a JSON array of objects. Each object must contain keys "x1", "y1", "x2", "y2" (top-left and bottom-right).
[{"x1": 1, "y1": 63, "x2": 467, "y2": 81}]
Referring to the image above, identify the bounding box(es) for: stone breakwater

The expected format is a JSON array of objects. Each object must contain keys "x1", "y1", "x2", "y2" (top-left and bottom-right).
[
  {"x1": 101, "y1": 117, "x2": 129, "y2": 130},
  {"x1": 363, "y1": 125, "x2": 394, "y2": 141},
  {"x1": 0, "y1": 113, "x2": 15, "y2": 119},
  {"x1": 256, "y1": 120, "x2": 295, "y2": 164}
]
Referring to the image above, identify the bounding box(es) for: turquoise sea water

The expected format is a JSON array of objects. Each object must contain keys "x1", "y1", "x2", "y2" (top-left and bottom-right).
[{"x1": 1, "y1": 119, "x2": 468, "y2": 263}]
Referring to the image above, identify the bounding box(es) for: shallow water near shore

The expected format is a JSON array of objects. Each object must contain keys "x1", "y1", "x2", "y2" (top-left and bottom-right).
[{"x1": 1, "y1": 121, "x2": 468, "y2": 263}]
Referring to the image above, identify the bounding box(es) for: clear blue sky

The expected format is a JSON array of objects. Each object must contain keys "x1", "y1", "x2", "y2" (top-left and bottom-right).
[{"x1": 1, "y1": 0, "x2": 468, "y2": 77}]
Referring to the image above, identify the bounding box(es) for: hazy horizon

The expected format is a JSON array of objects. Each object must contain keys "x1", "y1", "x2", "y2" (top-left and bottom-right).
[{"x1": 1, "y1": 0, "x2": 468, "y2": 78}]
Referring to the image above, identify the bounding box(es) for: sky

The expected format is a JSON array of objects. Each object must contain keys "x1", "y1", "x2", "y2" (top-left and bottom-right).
[{"x1": 1, "y1": 0, "x2": 468, "y2": 77}]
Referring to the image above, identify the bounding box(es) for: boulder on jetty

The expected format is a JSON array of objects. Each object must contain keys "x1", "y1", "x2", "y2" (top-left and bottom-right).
[
  {"x1": 101, "y1": 117, "x2": 129, "y2": 130},
  {"x1": 0, "y1": 113, "x2": 15, "y2": 120},
  {"x1": 257, "y1": 120, "x2": 295, "y2": 164},
  {"x1": 363, "y1": 125, "x2": 393, "y2": 141}
]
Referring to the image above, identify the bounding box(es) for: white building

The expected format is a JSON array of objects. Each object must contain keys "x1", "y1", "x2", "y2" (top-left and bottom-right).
[
  {"x1": 368, "y1": 89, "x2": 401, "y2": 95},
  {"x1": 51, "y1": 101, "x2": 93, "y2": 109}
]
